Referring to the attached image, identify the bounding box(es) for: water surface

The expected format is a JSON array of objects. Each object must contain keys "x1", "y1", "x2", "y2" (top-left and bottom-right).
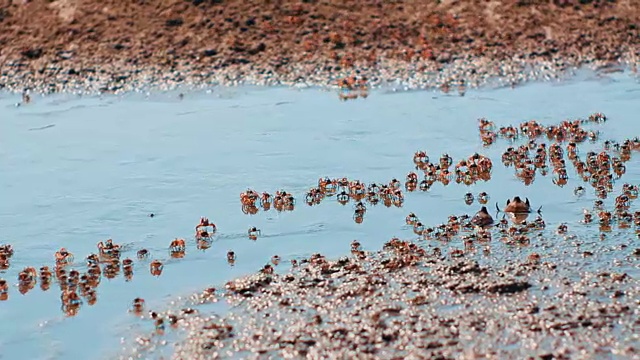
[{"x1": 0, "y1": 71, "x2": 639, "y2": 359}]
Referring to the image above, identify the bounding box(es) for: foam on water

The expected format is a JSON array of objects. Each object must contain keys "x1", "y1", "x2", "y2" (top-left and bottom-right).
[{"x1": 0, "y1": 71, "x2": 639, "y2": 359}]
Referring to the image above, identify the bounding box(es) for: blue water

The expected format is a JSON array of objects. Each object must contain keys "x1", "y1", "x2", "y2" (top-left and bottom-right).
[{"x1": 0, "y1": 71, "x2": 639, "y2": 359}]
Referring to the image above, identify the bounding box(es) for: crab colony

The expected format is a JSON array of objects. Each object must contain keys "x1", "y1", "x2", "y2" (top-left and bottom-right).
[
  {"x1": 126, "y1": 235, "x2": 638, "y2": 360},
  {"x1": 111, "y1": 111, "x2": 638, "y2": 358},
  {"x1": 1, "y1": 110, "x2": 639, "y2": 359},
  {"x1": 239, "y1": 150, "x2": 493, "y2": 224}
]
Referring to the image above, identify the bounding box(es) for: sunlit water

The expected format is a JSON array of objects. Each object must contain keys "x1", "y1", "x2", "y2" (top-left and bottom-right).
[{"x1": 1, "y1": 71, "x2": 639, "y2": 359}]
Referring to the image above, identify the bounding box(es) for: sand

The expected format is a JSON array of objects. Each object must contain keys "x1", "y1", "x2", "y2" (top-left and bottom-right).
[
  {"x1": 0, "y1": 0, "x2": 638, "y2": 94},
  {"x1": 121, "y1": 239, "x2": 640, "y2": 359}
]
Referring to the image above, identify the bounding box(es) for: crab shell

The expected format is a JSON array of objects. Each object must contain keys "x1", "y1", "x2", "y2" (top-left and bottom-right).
[{"x1": 504, "y1": 196, "x2": 531, "y2": 213}]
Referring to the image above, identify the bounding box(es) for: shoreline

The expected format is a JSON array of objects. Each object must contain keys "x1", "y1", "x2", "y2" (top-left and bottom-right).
[
  {"x1": 1, "y1": 63, "x2": 637, "y2": 100},
  {"x1": 2, "y1": 47, "x2": 637, "y2": 96},
  {"x1": 120, "y1": 238, "x2": 639, "y2": 360},
  {"x1": 1, "y1": 1, "x2": 638, "y2": 95}
]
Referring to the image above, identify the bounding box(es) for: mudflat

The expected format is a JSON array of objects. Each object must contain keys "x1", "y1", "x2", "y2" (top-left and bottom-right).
[{"x1": 0, "y1": 0, "x2": 638, "y2": 93}]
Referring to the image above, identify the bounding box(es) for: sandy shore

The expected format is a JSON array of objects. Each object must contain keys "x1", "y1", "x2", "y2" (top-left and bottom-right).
[
  {"x1": 0, "y1": 0, "x2": 638, "y2": 94},
  {"x1": 121, "y1": 238, "x2": 639, "y2": 359}
]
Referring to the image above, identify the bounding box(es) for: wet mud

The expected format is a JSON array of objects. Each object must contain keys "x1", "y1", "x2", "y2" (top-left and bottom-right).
[{"x1": 0, "y1": 0, "x2": 638, "y2": 93}]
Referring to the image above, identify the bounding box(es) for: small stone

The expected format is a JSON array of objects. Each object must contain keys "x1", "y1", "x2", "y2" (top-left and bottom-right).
[
  {"x1": 202, "y1": 49, "x2": 218, "y2": 57},
  {"x1": 165, "y1": 18, "x2": 184, "y2": 27},
  {"x1": 21, "y1": 48, "x2": 43, "y2": 59}
]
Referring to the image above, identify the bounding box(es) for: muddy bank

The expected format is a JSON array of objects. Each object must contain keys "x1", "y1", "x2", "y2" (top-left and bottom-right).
[
  {"x1": 121, "y1": 238, "x2": 639, "y2": 359},
  {"x1": 0, "y1": 0, "x2": 638, "y2": 93}
]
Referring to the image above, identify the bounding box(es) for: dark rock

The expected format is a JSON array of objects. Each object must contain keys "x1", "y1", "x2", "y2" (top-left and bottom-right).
[
  {"x1": 166, "y1": 18, "x2": 184, "y2": 27},
  {"x1": 486, "y1": 281, "x2": 532, "y2": 294},
  {"x1": 113, "y1": 75, "x2": 129, "y2": 83},
  {"x1": 0, "y1": 8, "x2": 9, "y2": 22},
  {"x1": 178, "y1": 38, "x2": 189, "y2": 47},
  {"x1": 21, "y1": 48, "x2": 43, "y2": 59},
  {"x1": 449, "y1": 261, "x2": 484, "y2": 275},
  {"x1": 202, "y1": 49, "x2": 218, "y2": 57},
  {"x1": 190, "y1": 0, "x2": 223, "y2": 5}
]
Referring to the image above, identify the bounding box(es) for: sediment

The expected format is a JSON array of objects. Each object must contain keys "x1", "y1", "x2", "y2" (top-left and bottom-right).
[
  {"x1": 0, "y1": 0, "x2": 638, "y2": 94},
  {"x1": 122, "y1": 239, "x2": 640, "y2": 359}
]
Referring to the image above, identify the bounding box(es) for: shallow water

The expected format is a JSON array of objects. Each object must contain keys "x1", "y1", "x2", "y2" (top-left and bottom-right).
[{"x1": 1, "y1": 71, "x2": 639, "y2": 359}]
